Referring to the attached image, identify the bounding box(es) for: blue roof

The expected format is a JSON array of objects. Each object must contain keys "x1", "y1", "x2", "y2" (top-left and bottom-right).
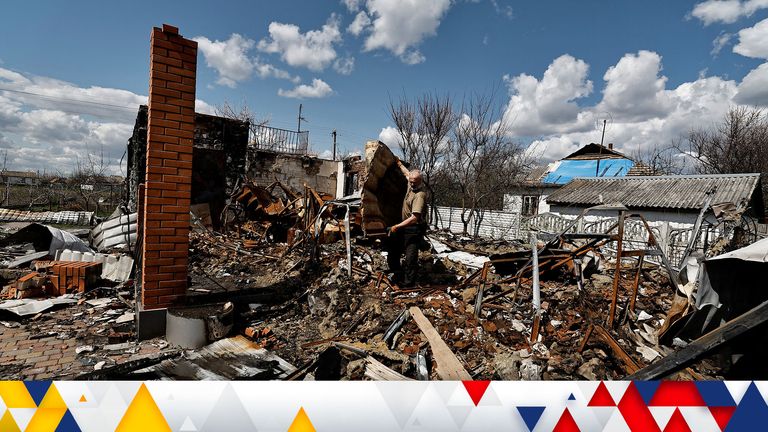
[{"x1": 542, "y1": 158, "x2": 635, "y2": 184}]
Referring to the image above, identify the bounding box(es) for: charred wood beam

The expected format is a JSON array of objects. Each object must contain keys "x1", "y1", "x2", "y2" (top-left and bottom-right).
[{"x1": 628, "y1": 299, "x2": 768, "y2": 380}]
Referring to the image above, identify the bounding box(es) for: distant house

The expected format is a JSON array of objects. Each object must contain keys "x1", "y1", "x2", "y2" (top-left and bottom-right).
[
  {"x1": 504, "y1": 143, "x2": 654, "y2": 216},
  {"x1": 545, "y1": 173, "x2": 765, "y2": 225},
  {"x1": 0, "y1": 170, "x2": 39, "y2": 186}
]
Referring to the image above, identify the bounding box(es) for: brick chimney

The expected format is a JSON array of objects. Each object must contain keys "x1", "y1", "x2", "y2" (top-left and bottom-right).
[{"x1": 138, "y1": 24, "x2": 196, "y2": 337}]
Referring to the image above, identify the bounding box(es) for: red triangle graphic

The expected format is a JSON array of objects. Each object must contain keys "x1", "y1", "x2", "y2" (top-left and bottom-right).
[
  {"x1": 462, "y1": 380, "x2": 491, "y2": 406},
  {"x1": 709, "y1": 406, "x2": 736, "y2": 432},
  {"x1": 618, "y1": 382, "x2": 661, "y2": 432},
  {"x1": 553, "y1": 407, "x2": 581, "y2": 432},
  {"x1": 588, "y1": 382, "x2": 616, "y2": 407},
  {"x1": 650, "y1": 381, "x2": 706, "y2": 407},
  {"x1": 663, "y1": 408, "x2": 692, "y2": 432}
]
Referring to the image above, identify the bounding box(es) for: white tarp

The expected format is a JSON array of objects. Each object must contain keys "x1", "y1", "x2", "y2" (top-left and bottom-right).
[{"x1": 707, "y1": 236, "x2": 768, "y2": 263}]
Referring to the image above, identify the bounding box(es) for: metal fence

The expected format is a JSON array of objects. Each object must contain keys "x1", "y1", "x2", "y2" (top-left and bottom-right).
[
  {"x1": 433, "y1": 206, "x2": 735, "y2": 268},
  {"x1": 434, "y1": 206, "x2": 522, "y2": 240},
  {"x1": 251, "y1": 125, "x2": 309, "y2": 155},
  {"x1": 521, "y1": 212, "x2": 723, "y2": 266}
]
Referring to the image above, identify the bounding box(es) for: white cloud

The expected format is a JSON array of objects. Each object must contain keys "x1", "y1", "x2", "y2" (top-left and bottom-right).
[
  {"x1": 348, "y1": 11, "x2": 372, "y2": 36},
  {"x1": 333, "y1": 56, "x2": 355, "y2": 75},
  {"x1": 495, "y1": 52, "x2": 748, "y2": 162},
  {"x1": 734, "y1": 62, "x2": 768, "y2": 105},
  {"x1": 503, "y1": 54, "x2": 594, "y2": 136},
  {"x1": 598, "y1": 50, "x2": 672, "y2": 121},
  {"x1": 193, "y1": 34, "x2": 256, "y2": 88},
  {"x1": 253, "y1": 61, "x2": 301, "y2": 83},
  {"x1": 401, "y1": 50, "x2": 426, "y2": 65},
  {"x1": 0, "y1": 67, "x2": 217, "y2": 174},
  {"x1": 690, "y1": 0, "x2": 768, "y2": 25},
  {"x1": 490, "y1": 0, "x2": 514, "y2": 19},
  {"x1": 734, "y1": 17, "x2": 768, "y2": 59},
  {"x1": 195, "y1": 99, "x2": 216, "y2": 115},
  {"x1": 257, "y1": 15, "x2": 342, "y2": 71},
  {"x1": 278, "y1": 79, "x2": 334, "y2": 99},
  {"x1": 378, "y1": 126, "x2": 403, "y2": 148},
  {"x1": 342, "y1": 0, "x2": 361, "y2": 12},
  {"x1": 194, "y1": 33, "x2": 301, "y2": 86},
  {"x1": 711, "y1": 32, "x2": 734, "y2": 56},
  {"x1": 362, "y1": 0, "x2": 452, "y2": 64}
]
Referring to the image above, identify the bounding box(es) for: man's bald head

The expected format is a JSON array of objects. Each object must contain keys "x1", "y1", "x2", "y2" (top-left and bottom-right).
[{"x1": 408, "y1": 170, "x2": 423, "y2": 189}]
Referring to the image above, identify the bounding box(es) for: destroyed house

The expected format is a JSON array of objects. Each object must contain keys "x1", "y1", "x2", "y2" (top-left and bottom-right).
[
  {"x1": 504, "y1": 143, "x2": 654, "y2": 216},
  {"x1": 1, "y1": 170, "x2": 39, "y2": 185},
  {"x1": 126, "y1": 105, "x2": 250, "y2": 228},
  {"x1": 546, "y1": 173, "x2": 765, "y2": 224}
]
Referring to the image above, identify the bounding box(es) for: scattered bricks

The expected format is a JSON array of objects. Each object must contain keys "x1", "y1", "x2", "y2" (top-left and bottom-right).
[
  {"x1": 58, "y1": 356, "x2": 77, "y2": 365},
  {"x1": 17, "y1": 272, "x2": 42, "y2": 291},
  {"x1": 47, "y1": 261, "x2": 102, "y2": 294},
  {"x1": 38, "y1": 359, "x2": 59, "y2": 368},
  {"x1": 25, "y1": 367, "x2": 46, "y2": 376}
]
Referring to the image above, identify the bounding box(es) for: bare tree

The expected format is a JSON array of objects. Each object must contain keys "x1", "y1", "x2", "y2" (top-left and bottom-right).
[
  {"x1": 630, "y1": 141, "x2": 686, "y2": 175},
  {"x1": 388, "y1": 92, "x2": 456, "y2": 223},
  {"x1": 442, "y1": 91, "x2": 527, "y2": 236},
  {"x1": 681, "y1": 106, "x2": 768, "y2": 210},
  {"x1": 71, "y1": 145, "x2": 109, "y2": 213},
  {"x1": 216, "y1": 100, "x2": 273, "y2": 150},
  {"x1": 683, "y1": 106, "x2": 768, "y2": 175}
]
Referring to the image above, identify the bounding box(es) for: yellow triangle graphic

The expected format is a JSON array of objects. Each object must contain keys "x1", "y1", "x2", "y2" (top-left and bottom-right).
[
  {"x1": 79, "y1": 395, "x2": 87, "y2": 402},
  {"x1": 287, "y1": 407, "x2": 316, "y2": 432},
  {"x1": 25, "y1": 407, "x2": 67, "y2": 432},
  {"x1": 38, "y1": 384, "x2": 67, "y2": 409},
  {"x1": 0, "y1": 382, "x2": 36, "y2": 408},
  {"x1": 116, "y1": 384, "x2": 171, "y2": 432},
  {"x1": 0, "y1": 410, "x2": 21, "y2": 432}
]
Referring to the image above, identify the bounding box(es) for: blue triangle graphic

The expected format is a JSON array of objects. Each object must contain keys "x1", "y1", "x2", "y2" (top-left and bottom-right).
[
  {"x1": 696, "y1": 381, "x2": 736, "y2": 407},
  {"x1": 25, "y1": 381, "x2": 53, "y2": 406},
  {"x1": 634, "y1": 380, "x2": 661, "y2": 405},
  {"x1": 726, "y1": 382, "x2": 768, "y2": 432},
  {"x1": 517, "y1": 406, "x2": 546, "y2": 432},
  {"x1": 56, "y1": 409, "x2": 83, "y2": 432},
  {"x1": 568, "y1": 393, "x2": 576, "y2": 401}
]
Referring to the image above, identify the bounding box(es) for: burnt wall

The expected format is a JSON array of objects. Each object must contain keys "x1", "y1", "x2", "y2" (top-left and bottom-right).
[
  {"x1": 247, "y1": 149, "x2": 339, "y2": 196},
  {"x1": 127, "y1": 105, "x2": 249, "y2": 226}
]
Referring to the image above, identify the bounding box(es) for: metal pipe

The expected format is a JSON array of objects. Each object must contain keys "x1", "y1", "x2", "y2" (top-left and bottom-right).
[{"x1": 531, "y1": 231, "x2": 540, "y2": 313}]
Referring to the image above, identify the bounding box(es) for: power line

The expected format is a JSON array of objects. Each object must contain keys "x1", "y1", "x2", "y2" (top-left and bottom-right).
[{"x1": 0, "y1": 87, "x2": 141, "y2": 112}]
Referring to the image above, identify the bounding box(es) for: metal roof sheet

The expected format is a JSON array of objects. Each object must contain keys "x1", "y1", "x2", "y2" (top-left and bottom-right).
[
  {"x1": 546, "y1": 173, "x2": 762, "y2": 210},
  {"x1": 542, "y1": 158, "x2": 635, "y2": 185}
]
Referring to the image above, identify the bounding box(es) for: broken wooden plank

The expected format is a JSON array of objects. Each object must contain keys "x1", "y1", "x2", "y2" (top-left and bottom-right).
[
  {"x1": 578, "y1": 324, "x2": 640, "y2": 374},
  {"x1": 365, "y1": 356, "x2": 415, "y2": 381},
  {"x1": 628, "y1": 299, "x2": 768, "y2": 380},
  {"x1": 409, "y1": 306, "x2": 472, "y2": 380},
  {"x1": 592, "y1": 324, "x2": 640, "y2": 374}
]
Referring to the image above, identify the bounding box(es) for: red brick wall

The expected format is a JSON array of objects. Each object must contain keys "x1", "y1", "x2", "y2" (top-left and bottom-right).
[{"x1": 141, "y1": 24, "x2": 196, "y2": 310}]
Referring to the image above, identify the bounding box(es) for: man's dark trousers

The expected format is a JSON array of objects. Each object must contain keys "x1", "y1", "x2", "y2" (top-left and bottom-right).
[{"x1": 386, "y1": 226, "x2": 423, "y2": 287}]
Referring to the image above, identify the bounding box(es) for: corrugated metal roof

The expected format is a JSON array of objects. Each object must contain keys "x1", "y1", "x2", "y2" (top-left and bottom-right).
[
  {"x1": 546, "y1": 173, "x2": 762, "y2": 210},
  {"x1": 0, "y1": 209, "x2": 93, "y2": 225}
]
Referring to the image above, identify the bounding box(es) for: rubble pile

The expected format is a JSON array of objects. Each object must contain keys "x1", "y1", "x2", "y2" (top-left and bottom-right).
[{"x1": 1, "y1": 141, "x2": 766, "y2": 382}]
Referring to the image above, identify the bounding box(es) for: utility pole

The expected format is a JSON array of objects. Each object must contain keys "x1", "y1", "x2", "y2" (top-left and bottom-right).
[
  {"x1": 331, "y1": 129, "x2": 337, "y2": 160},
  {"x1": 595, "y1": 119, "x2": 607, "y2": 177},
  {"x1": 297, "y1": 104, "x2": 307, "y2": 132}
]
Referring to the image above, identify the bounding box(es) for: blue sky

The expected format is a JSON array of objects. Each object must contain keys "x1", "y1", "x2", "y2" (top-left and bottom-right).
[{"x1": 0, "y1": 0, "x2": 767, "y2": 174}]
